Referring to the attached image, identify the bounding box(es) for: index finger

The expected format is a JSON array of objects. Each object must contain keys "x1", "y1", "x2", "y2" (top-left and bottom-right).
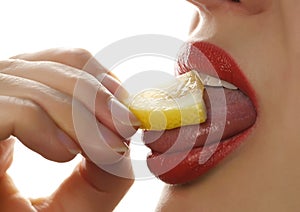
[
  {"x1": 11, "y1": 48, "x2": 128, "y2": 104},
  {"x1": 11, "y1": 48, "x2": 119, "y2": 80}
]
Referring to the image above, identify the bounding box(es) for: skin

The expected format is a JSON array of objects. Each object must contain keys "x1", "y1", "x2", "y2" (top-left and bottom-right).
[
  {"x1": 1, "y1": 1, "x2": 300, "y2": 211},
  {"x1": 0, "y1": 49, "x2": 139, "y2": 212},
  {"x1": 157, "y1": 0, "x2": 300, "y2": 211}
]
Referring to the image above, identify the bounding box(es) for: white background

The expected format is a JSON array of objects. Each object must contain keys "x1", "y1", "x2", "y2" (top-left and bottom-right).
[{"x1": 0, "y1": 1, "x2": 195, "y2": 211}]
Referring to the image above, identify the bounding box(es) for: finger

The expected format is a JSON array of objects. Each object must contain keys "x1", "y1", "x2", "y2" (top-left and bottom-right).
[
  {"x1": 11, "y1": 48, "x2": 127, "y2": 110},
  {"x1": 0, "y1": 138, "x2": 15, "y2": 178},
  {"x1": 10, "y1": 49, "x2": 135, "y2": 138},
  {"x1": 0, "y1": 96, "x2": 78, "y2": 162},
  {"x1": 11, "y1": 48, "x2": 121, "y2": 82},
  {"x1": 0, "y1": 174, "x2": 36, "y2": 211},
  {"x1": 0, "y1": 60, "x2": 138, "y2": 139},
  {"x1": 35, "y1": 158, "x2": 134, "y2": 212},
  {"x1": 0, "y1": 74, "x2": 128, "y2": 164}
]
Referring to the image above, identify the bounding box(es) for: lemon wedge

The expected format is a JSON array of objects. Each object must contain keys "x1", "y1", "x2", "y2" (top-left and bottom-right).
[{"x1": 125, "y1": 70, "x2": 207, "y2": 130}]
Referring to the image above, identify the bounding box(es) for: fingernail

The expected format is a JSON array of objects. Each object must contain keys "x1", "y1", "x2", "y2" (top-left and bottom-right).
[
  {"x1": 80, "y1": 124, "x2": 130, "y2": 165},
  {"x1": 108, "y1": 97, "x2": 141, "y2": 127},
  {"x1": 114, "y1": 141, "x2": 130, "y2": 155},
  {"x1": 113, "y1": 119, "x2": 138, "y2": 139},
  {"x1": 97, "y1": 73, "x2": 130, "y2": 102},
  {"x1": 98, "y1": 123, "x2": 130, "y2": 154},
  {"x1": 57, "y1": 130, "x2": 81, "y2": 155}
]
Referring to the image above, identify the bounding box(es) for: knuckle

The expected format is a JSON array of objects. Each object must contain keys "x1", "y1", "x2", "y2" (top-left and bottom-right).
[
  {"x1": 3, "y1": 97, "x2": 44, "y2": 124},
  {"x1": 0, "y1": 59, "x2": 22, "y2": 73},
  {"x1": 61, "y1": 48, "x2": 92, "y2": 67},
  {"x1": 70, "y1": 48, "x2": 92, "y2": 58}
]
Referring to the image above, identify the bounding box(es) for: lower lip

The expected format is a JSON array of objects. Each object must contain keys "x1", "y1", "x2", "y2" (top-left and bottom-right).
[{"x1": 147, "y1": 120, "x2": 253, "y2": 185}]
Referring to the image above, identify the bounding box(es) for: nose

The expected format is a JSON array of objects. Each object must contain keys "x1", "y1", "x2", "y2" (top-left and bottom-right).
[
  {"x1": 187, "y1": 0, "x2": 272, "y2": 15},
  {"x1": 187, "y1": 0, "x2": 221, "y2": 9}
]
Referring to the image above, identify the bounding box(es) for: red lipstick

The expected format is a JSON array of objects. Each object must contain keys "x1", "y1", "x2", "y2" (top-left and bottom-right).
[
  {"x1": 177, "y1": 42, "x2": 257, "y2": 106},
  {"x1": 143, "y1": 42, "x2": 257, "y2": 184}
]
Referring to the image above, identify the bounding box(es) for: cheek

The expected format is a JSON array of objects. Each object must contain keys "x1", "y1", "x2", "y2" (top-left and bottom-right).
[
  {"x1": 213, "y1": 14, "x2": 289, "y2": 113},
  {"x1": 238, "y1": 44, "x2": 287, "y2": 125},
  {"x1": 189, "y1": 11, "x2": 201, "y2": 35}
]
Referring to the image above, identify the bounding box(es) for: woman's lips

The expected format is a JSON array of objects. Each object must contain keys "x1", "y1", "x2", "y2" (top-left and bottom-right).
[{"x1": 143, "y1": 41, "x2": 257, "y2": 185}]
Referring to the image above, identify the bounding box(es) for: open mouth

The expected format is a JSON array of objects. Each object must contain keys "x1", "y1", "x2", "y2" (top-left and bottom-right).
[{"x1": 143, "y1": 42, "x2": 257, "y2": 184}]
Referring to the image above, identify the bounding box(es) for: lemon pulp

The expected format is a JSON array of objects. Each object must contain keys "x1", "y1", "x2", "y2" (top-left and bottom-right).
[{"x1": 126, "y1": 71, "x2": 207, "y2": 130}]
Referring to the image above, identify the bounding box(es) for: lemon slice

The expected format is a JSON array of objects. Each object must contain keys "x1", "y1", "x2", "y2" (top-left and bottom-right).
[{"x1": 125, "y1": 71, "x2": 207, "y2": 130}]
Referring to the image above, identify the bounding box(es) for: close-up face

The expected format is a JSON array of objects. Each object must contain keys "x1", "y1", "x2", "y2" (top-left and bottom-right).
[
  {"x1": 1, "y1": 1, "x2": 299, "y2": 211},
  {"x1": 153, "y1": 0, "x2": 300, "y2": 211}
]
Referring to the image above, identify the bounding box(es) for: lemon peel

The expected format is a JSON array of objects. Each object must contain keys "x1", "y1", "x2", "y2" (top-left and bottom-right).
[{"x1": 126, "y1": 71, "x2": 207, "y2": 130}]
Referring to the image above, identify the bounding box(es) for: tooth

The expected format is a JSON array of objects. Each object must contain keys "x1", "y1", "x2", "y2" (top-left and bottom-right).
[
  {"x1": 221, "y1": 79, "x2": 238, "y2": 90},
  {"x1": 197, "y1": 72, "x2": 223, "y2": 87},
  {"x1": 193, "y1": 71, "x2": 238, "y2": 90}
]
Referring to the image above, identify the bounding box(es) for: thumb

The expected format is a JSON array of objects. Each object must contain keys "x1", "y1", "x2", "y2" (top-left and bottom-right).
[{"x1": 34, "y1": 156, "x2": 134, "y2": 212}]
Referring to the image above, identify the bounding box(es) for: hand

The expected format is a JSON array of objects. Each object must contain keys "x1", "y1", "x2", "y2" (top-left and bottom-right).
[{"x1": 0, "y1": 48, "x2": 139, "y2": 211}]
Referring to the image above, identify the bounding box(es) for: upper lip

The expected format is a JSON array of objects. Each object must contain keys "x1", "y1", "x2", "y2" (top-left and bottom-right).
[{"x1": 176, "y1": 41, "x2": 257, "y2": 108}]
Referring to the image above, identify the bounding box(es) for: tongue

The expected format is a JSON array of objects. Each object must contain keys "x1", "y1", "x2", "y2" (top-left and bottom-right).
[{"x1": 143, "y1": 87, "x2": 256, "y2": 153}]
